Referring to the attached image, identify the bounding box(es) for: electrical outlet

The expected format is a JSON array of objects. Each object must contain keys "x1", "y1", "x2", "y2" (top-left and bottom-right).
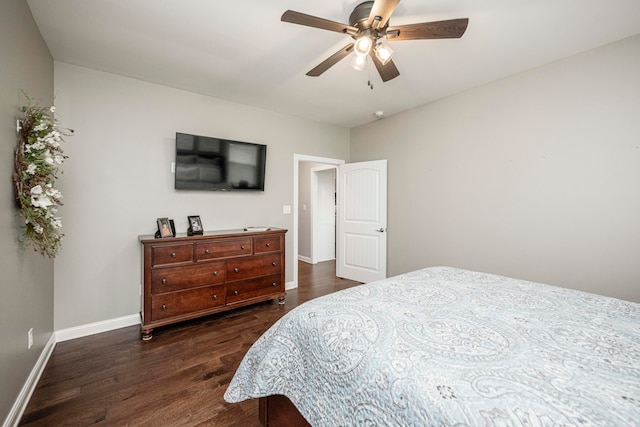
[{"x1": 28, "y1": 328, "x2": 33, "y2": 349}]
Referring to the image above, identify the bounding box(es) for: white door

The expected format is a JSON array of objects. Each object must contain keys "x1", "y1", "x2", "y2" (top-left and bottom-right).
[{"x1": 336, "y1": 160, "x2": 387, "y2": 283}]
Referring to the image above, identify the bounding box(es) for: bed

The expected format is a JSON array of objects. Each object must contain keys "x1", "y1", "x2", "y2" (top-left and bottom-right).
[{"x1": 224, "y1": 266, "x2": 640, "y2": 426}]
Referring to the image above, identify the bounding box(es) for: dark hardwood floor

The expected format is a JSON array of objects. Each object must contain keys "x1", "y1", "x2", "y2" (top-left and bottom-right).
[{"x1": 19, "y1": 261, "x2": 360, "y2": 427}]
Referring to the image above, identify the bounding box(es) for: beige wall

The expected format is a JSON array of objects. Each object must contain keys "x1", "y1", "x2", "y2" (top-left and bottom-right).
[
  {"x1": 0, "y1": 0, "x2": 54, "y2": 422},
  {"x1": 52, "y1": 63, "x2": 350, "y2": 330},
  {"x1": 351, "y1": 34, "x2": 640, "y2": 302}
]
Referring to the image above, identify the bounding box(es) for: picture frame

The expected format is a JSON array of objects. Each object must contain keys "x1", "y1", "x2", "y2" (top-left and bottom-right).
[
  {"x1": 157, "y1": 217, "x2": 174, "y2": 238},
  {"x1": 187, "y1": 215, "x2": 204, "y2": 236}
]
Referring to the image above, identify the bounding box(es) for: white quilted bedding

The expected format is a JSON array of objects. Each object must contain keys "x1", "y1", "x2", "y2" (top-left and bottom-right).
[{"x1": 225, "y1": 266, "x2": 640, "y2": 426}]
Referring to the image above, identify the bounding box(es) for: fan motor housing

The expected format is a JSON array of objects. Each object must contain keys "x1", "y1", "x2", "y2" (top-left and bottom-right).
[
  {"x1": 349, "y1": 1, "x2": 388, "y2": 38},
  {"x1": 349, "y1": 1, "x2": 374, "y2": 27}
]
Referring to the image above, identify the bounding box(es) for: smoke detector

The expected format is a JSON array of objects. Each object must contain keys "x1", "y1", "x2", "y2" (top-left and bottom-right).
[{"x1": 374, "y1": 110, "x2": 384, "y2": 119}]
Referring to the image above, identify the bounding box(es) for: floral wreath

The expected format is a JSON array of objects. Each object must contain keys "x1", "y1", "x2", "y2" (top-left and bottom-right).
[{"x1": 13, "y1": 95, "x2": 73, "y2": 258}]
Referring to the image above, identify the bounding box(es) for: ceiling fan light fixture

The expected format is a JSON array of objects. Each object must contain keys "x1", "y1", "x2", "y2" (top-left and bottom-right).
[
  {"x1": 281, "y1": 2, "x2": 468, "y2": 83},
  {"x1": 374, "y1": 42, "x2": 394, "y2": 65},
  {"x1": 354, "y1": 36, "x2": 373, "y2": 56},
  {"x1": 351, "y1": 54, "x2": 367, "y2": 71}
]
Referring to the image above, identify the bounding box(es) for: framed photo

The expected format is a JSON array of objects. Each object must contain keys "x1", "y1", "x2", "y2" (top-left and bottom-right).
[
  {"x1": 188, "y1": 215, "x2": 203, "y2": 235},
  {"x1": 157, "y1": 217, "x2": 174, "y2": 238}
]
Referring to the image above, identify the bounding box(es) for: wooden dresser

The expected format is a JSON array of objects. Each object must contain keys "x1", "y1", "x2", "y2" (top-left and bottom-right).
[{"x1": 139, "y1": 228, "x2": 286, "y2": 340}]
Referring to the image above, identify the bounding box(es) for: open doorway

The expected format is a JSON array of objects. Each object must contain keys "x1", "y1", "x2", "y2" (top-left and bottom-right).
[
  {"x1": 292, "y1": 154, "x2": 345, "y2": 289},
  {"x1": 308, "y1": 165, "x2": 337, "y2": 264},
  {"x1": 292, "y1": 155, "x2": 388, "y2": 288}
]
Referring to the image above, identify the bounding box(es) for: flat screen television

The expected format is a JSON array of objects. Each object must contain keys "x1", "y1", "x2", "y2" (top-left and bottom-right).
[{"x1": 174, "y1": 132, "x2": 267, "y2": 191}]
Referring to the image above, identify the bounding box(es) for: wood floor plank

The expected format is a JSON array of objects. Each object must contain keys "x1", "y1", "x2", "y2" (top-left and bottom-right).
[{"x1": 19, "y1": 261, "x2": 360, "y2": 426}]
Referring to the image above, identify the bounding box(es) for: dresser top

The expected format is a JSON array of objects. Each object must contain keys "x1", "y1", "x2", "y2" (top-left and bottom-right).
[{"x1": 139, "y1": 227, "x2": 287, "y2": 244}]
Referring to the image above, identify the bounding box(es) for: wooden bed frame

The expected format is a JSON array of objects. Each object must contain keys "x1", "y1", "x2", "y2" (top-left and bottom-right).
[{"x1": 259, "y1": 395, "x2": 311, "y2": 427}]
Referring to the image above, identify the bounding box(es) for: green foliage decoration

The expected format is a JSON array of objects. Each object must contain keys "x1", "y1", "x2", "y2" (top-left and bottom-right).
[{"x1": 13, "y1": 95, "x2": 73, "y2": 258}]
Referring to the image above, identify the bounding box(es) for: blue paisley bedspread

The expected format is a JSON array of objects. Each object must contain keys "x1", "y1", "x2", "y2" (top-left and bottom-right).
[{"x1": 224, "y1": 266, "x2": 640, "y2": 426}]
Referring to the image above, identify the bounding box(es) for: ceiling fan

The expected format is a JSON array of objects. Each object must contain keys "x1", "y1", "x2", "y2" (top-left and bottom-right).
[{"x1": 281, "y1": 0, "x2": 469, "y2": 83}]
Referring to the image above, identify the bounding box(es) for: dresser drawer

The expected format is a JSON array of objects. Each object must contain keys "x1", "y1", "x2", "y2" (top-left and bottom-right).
[
  {"x1": 151, "y1": 261, "x2": 226, "y2": 294},
  {"x1": 152, "y1": 243, "x2": 193, "y2": 267},
  {"x1": 254, "y1": 235, "x2": 281, "y2": 253},
  {"x1": 226, "y1": 253, "x2": 281, "y2": 281},
  {"x1": 151, "y1": 285, "x2": 226, "y2": 321},
  {"x1": 195, "y1": 238, "x2": 252, "y2": 261},
  {"x1": 226, "y1": 274, "x2": 282, "y2": 304}
]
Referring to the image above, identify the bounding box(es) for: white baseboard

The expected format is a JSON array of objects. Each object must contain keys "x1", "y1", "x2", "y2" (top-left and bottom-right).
[
  {"x1": 55, "y1": 313, "x2": 141, "y2": 342},
  {"x1": 3, "y1": 333, "x2": 56, "y2": 427},
  {"x1": 298, "y1": 255, "x2": 312, "y2": 263},
  {"x1": 285, "y1": 280, "x2": 296, "y2": 290}
]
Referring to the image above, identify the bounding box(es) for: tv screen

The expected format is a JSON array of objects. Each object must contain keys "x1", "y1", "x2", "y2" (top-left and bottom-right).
[{"x1": 175, "y1": 132, "x2": 266, "y2": 191}]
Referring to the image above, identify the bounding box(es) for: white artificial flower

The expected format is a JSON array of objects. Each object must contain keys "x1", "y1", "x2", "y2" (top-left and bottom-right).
[
  {"x1": 50, "y1": 217, "x2": 62, "y2": 229},
  {"x1": 30, "y1": 185, "x2": 54, "y2": 208},
  {"x1": 45, "y1": 184, "x2": 62, "y2": 200},
  {"x1": 44, "y1": 153, "x2": 54, "y2": 165},
  {"x1": 34, "y1": 122, "x2": 48, "y2": 132},
  {"x1": 33, "y1": 224, "x2": 44, "y2": 234},
  {"x1": 50, "y1": 106, "x2": 55, "y2": 113},
  {"x1": 26, "y1": 163, "x2": 37, "y2": 175},
  {"x1": 54, "y1": 155, "x2": 64, "y2": 164},
  {"x1": 32, "y1": 195, "x2": 53, "y2": 208},
  {"x1": 43, "y1": 131, "x2": 61, "y2": 148}
]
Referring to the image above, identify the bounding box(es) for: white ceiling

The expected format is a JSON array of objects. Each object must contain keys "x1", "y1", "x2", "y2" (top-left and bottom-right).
[{"x1": 26, "y1": 0, "x2": 640, "y2": 128}]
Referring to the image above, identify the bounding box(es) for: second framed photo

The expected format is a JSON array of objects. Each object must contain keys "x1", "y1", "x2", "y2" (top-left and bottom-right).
[{"x1": 188, "y1": 215, "x2": 203, "y2": 236}]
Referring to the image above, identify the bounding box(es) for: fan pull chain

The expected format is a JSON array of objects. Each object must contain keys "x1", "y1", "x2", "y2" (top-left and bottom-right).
[{"x1": 367, "y1": 58, "x2": 374, "y2": 90}]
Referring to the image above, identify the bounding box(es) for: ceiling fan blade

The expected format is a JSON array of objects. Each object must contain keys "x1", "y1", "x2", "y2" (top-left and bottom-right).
[
  {"x1": 367, "y1": 0, "x2": 400, "y2": 29},
  {"x1": 386, "y1": 18, "x2": 469, "y2": 40},
  {"x1": 282, "y1": 10, "x2": 357, "y2": 34},
  {"x1": 370, "y1": 53, "x2": 400, "y2": 82},
  {"x1": 306, "y1": 44, "x2": 355, "y2": 77}
]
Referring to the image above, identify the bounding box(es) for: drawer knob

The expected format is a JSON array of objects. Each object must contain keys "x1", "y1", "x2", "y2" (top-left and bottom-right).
[
  {"x1": 271, "y1": 282, "x2": 277, "y2": 287},
  {"x1": 234, "y1": 290, "x2": 239, "y2": 296},
  {"x1": 213, "y1": 271, "x2": 218, "y2": 276},
  {"x1": 171, "y1": 253, "x2": 177, "y2": 258},
  {"x1": 241, "y1": 245, "x2": 246, "y2": 250},
  {"x1": 213, "y1": 294, "x2": 218, "y2": 300},
  {"x1": 272, "y1": 262, "x2": 277, "y2": 266},
  {"x1": 234, "y1": 268, "x2": 239, "y2": 273},
  {"x1": 161, "y1": 278, "x2": 167, "y2": 284},
  {"x1": 266, "y1": 243, "x2": 271, "y2": 247},
  {"x1": 205, "y1": 249, "x2": 210, "y2": 254},
  {"x1": 161, "y1": 304, "x2": 167, "y2": 310}
]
